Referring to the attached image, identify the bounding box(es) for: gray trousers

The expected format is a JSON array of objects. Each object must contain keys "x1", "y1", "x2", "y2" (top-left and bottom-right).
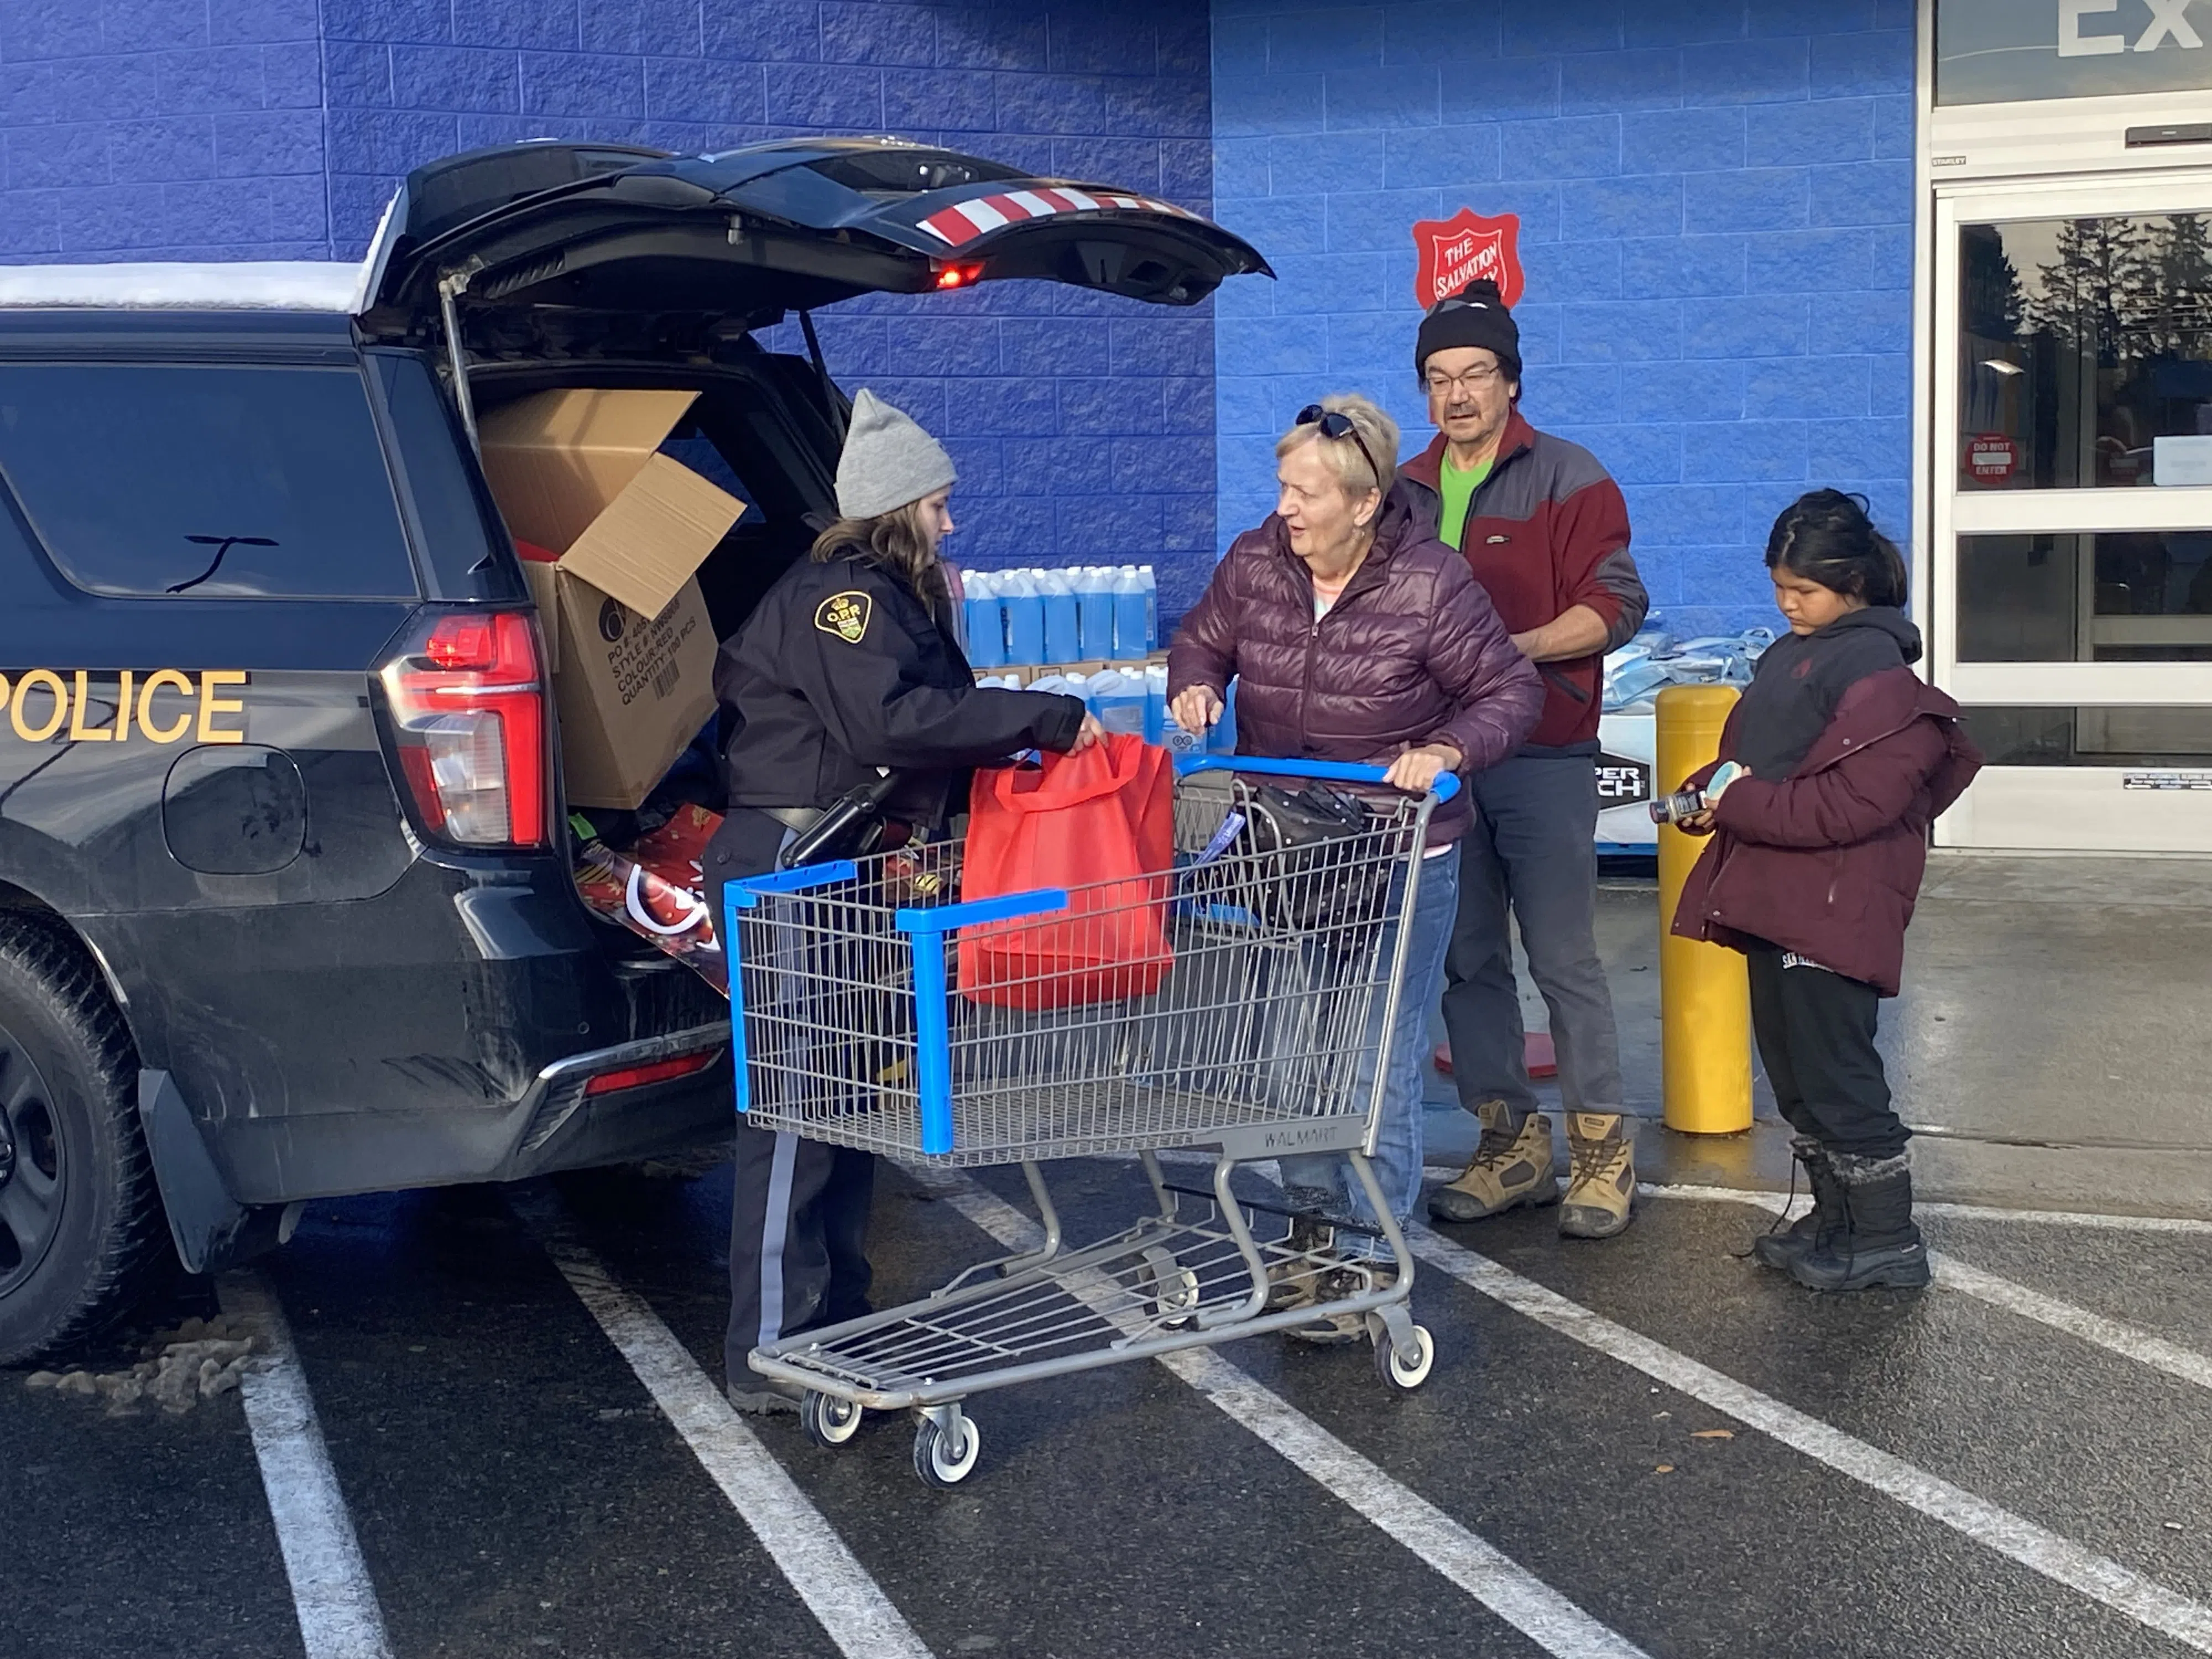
[{"x1": 1439, "y1": 753, "x2": 1624, "y2": 1126}]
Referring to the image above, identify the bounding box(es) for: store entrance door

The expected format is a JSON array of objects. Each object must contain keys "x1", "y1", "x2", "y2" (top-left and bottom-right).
[{"x1": 1934, "y1": 172, "x2": 2212, "y2": 852}]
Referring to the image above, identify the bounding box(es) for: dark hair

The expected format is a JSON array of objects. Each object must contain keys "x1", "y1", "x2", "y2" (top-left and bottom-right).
[
  {"x1": 810, "y1": 498, "x2": 941, "y2": 599},
  {"x1": 1764, "y1": 489, "x2": 1907, "y2": 608}
]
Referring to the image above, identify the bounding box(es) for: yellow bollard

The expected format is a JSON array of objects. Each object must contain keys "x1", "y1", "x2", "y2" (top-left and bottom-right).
[{"x1": 1654, "y1": 685, "x2": 1753, "y2": 1135}]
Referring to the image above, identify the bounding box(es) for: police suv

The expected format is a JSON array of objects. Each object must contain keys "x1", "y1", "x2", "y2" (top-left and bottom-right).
[{"x1": 0, "y1": 139, "x2": 1265, "y2": 1363}]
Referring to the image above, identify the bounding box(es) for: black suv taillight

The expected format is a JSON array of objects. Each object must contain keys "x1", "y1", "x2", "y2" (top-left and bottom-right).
[{"x1": 379, "y1": 609, "x2": 551, "y2": 849}]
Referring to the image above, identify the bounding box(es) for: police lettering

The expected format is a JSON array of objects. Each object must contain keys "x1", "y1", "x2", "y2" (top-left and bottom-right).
[{"x1": 0, "y1": 670, "x2": 247, "y2": 745}]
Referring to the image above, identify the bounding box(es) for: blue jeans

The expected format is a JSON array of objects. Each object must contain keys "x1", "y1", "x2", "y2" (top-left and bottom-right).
[{"x1": 1279, "y1": 850, "x2": 1459, "y2": 1259}]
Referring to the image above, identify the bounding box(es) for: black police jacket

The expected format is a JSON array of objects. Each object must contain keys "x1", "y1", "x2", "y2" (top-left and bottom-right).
[{"x1": 713, "y1": 549, "x2": 1086, "y2": 825}]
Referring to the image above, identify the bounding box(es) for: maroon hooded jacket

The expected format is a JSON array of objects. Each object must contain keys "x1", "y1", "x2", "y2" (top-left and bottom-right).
[
  {"x1": 1670, "y1": 666, "x2": 1983, "y2": 997},
  {"x1": 1167, "y1": 483, "x2": 1543, "y2": 841}
]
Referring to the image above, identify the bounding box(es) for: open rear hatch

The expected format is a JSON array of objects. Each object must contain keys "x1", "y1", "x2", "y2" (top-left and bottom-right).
[
  {"x1": 358, "y1": 137, "x2": 1271, "y2": 333},
  {"x1": 361, "y1": 138, "x2": 1270, "y2": 1008}
]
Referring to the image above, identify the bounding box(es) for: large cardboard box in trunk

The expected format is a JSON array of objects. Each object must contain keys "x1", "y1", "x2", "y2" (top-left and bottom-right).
[{"x1": 478, "y1": 388, "x2": 743, "y2": 810}]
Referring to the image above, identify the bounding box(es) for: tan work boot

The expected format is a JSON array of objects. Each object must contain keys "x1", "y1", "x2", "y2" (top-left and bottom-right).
[
  {"x1": 1290, "y1": 1258, "x2": 1396, "y2": 1344},
  {"x1": 1559, "y1": 1113, "x2": 1636, "y2": 1239},
  {"x1": 1428, "y1": 1100, "x2": 1558, "y2": 1223},
  {"x1": 1265, "y1": 1200, "x2": 1337, "y2": 1312}
]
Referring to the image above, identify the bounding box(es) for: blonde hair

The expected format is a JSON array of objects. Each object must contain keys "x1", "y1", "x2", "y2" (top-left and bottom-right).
[
  {"x1": 1275, "y1": 394, "x2": 1399, "y2": 504},
  {"x1": 810, "y1": 497, "x2": 942, "y2": 601}
]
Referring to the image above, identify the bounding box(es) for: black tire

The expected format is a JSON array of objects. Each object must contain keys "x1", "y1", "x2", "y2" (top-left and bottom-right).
[
  {"x1": 800, "y1": 1389, "x2": 863, "y2": 1448},
  {"x1": 0, "y1": 913, "x2": 169, "y2": 1367},
  {"x1": 1372, "y1": 1322, "x2": 1437, "y2": 1392},
  {"x1": 911, "y1": 1415, "x2": 981, "y2": 1488}
]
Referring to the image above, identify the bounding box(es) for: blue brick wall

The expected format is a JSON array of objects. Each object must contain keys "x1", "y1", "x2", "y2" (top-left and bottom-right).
[
  {"x1": 1209, "y1": 0, "x2": 1917, "y2": 639},
  {"x1": 321, "y1": 2, "x2": 1219, "y2": 610},
  {"x1": 0, "y1": 0, "x2": 331, "y2": 260},
  {"x1": 1, "y1": 1, "x2": 1923, "y2": 632},
  {"x1": 1, "y1": 3, "x2": 1218, "y2": 613}
]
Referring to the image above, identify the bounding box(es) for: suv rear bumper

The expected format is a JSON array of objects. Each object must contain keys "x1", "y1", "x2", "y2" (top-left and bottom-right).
[
  {"x1": 497, "y1": 1023, "x2": 735, "y2": 1181},
  {"x1": 207, "y1": 1023, "x2": 735, "y2": 1205},
  {"x1": 92, "y1": 855, "x2": 739, "y2": 1205}
]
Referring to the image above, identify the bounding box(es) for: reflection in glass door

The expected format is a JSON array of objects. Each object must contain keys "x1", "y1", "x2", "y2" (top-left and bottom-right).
[
  {"x1": 1934, "y1": 178, "x2": 2212, "y2": 852},
  {"x1": 1958, "y1": 213, "x2": 2212, "y2": 493}
]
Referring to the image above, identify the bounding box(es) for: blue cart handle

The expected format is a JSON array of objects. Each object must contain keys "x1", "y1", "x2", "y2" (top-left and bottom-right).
[{"x1": 1173, "y1": 753, "x2": 1460, "y2": 804}]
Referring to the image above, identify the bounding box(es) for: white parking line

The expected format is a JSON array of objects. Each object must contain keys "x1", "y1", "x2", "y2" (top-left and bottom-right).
[
  {"x1": 1637, "y1": 1181, "x2": 2212, "y2": 1237},
  {"x1": 1645, "y1": 1184, "x2": 2212, "y2": 1394},
  {"x1": 934, "y1": 1175, "x2": 1650, "y2": 1659},
  {"x1": 216, "y1": 1271, "x2": 394, "y2": 1659},
  {"x1": 508, "y1": 1190, "x2": 933, "y2": 1659},
  {"x1": 1407, "y1": 1224, "x2": 2212, "y2": 1654}
]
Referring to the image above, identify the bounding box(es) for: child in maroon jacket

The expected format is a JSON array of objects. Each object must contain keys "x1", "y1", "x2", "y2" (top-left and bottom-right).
[{"x1": 1671, "y1": 491, "x2": 1982, "y2": 1292}]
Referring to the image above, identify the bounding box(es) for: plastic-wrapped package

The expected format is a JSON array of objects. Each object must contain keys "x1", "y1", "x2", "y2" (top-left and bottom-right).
[{"x1": 1600, "y1": 615, "x2": 1776, "y2": 713}]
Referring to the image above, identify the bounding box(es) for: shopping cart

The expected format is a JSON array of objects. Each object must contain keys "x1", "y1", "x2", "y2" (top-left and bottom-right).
[{"x1": 723, "y1": 755, "x2": 1456, "y2": 1485}]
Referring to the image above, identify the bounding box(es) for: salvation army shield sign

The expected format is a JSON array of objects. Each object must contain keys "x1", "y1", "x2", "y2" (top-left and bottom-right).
[{"x1": 1413, "y1": 207, "x2": 1524, "y2": 310}]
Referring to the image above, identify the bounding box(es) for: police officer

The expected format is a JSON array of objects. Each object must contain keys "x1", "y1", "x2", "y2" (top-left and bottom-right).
[{"x1": 707, "y1": 388, "x2": 1099, "y2": 1412}]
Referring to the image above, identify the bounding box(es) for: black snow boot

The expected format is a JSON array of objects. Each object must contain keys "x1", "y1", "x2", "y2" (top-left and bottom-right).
[
  {"x1": 1787, "y1": 1151, "x2": 1931, "y2": 1292},
  {"x1": 1752, "y1": 1137, "x2": 1845, "y2": 1271}
]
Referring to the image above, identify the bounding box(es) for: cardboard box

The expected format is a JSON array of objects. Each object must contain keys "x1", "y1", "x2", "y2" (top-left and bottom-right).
[{"x1": 479, "y1": 389, "x2": 743, "y2": 810}]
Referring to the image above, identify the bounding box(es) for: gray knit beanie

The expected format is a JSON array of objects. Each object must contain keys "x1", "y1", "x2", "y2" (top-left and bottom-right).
[{"x1": 834, "y1": 388, "x2": 957, "y2": 519}]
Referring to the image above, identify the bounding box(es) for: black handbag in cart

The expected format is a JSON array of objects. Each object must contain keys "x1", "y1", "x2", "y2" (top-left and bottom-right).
[{"x1": 1240, "y1": 781, "x2": 1391, "y2": 937}]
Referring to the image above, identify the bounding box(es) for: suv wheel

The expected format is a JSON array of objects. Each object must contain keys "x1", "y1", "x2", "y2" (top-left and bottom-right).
[{"x1": 0, "y1": 914, "x2": 169, "y2": 1366}]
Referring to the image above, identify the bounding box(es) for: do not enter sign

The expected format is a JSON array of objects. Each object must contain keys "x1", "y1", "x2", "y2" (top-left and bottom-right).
[{"x1": 1967, "y1": 432, "x2": 2017, "y2": 482}]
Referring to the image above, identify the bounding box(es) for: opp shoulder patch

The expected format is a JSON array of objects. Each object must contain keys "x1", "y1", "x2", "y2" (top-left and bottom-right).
[{"x1": 814, "y1": 590, "x2": 873, "y2": 645}]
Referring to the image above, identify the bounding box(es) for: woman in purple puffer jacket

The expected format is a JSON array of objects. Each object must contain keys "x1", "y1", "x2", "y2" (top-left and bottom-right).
[{"x1": 1167, "y1": 393, "x2": 1542, "y2": 1340}]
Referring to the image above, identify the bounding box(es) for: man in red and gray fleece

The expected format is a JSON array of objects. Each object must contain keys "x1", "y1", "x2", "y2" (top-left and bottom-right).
[{"x1": 1399, "y1": 278, "x2": 1650, "y2": 1240}]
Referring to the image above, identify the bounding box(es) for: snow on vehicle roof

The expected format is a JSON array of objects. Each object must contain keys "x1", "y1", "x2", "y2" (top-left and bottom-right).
[{"x1": 0, "y1": 261, "x2": 367, "y2": 314}]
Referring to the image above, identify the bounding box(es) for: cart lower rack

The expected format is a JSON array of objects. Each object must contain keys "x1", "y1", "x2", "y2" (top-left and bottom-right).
[{"x1": 725, "y1": 757, "x2": 1457, "y2": 1484}]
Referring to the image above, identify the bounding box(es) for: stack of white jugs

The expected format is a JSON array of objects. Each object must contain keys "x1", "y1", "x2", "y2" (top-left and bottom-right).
[{"x1": 963, "y1": 565, "x2": 1235, "y2": 755}]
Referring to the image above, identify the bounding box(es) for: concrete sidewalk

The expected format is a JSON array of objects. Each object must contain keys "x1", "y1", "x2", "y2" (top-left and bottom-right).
[{"x1": 1421, "y1": 852, "x2": 2212, "y2": 1220}]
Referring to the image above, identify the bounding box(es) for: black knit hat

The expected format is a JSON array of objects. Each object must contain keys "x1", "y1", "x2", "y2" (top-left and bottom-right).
[{"x1": 1415, "y1": 278, "x2": 1522, "y2": 384}]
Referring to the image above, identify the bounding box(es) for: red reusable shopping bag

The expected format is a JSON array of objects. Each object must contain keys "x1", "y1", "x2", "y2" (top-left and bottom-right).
[{"x1": 957, "y1": 734, "x2": 1176, "y2": 1010}]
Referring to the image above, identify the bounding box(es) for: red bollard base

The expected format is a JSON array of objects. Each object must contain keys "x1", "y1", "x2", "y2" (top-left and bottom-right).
[{"x1": 1431, "y1": 1034, "x2": 1558, "y2": 1081}]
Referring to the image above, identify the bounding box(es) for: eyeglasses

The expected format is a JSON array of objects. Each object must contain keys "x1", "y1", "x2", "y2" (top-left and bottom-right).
[
  {"x1": 1425, "y1": 364, "x2": 1505, "y2": 397},
  {"x1": 1294, "y1": 404, "x2": 1383, "y2": 491}
]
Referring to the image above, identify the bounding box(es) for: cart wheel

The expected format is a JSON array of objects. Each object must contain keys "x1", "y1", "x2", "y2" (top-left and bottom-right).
[
  {"x1": 801, "y1": 1390, "x2": 863, "y2": 1448},
  {"x1": 1142, "y1": 1245, "x2": 1202, "y2": 1327},
  {"x1": 913, "y1": 1415, "x2": 982, "y2": 1488},
  {"x1": 1374, "y1": 1323, "x2": 1436, "y2": 1391}
]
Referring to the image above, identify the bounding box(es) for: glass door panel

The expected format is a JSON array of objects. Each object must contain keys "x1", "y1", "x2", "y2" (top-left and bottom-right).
[
  {"x1": 1955, "y1": 531, "x2": 2212, "y2": 661},
  {"x1": 1958, "y1": 213, "x2": 2212, "y2": 492},
  {"x1": 1935, "y1": 175, "x2": 2212, "y2": 851}
]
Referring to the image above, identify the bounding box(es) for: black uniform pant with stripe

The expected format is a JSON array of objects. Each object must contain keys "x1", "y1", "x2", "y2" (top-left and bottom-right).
[
  {"x1": 706, "y1": 808, "x2": 879, "y2": 1384},
  {"x1": 1745, "y1": 945, "x2": 1908, "y2": 1160}
]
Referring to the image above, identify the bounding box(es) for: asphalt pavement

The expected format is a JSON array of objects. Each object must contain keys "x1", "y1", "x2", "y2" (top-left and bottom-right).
[
  {"x1": 1426, "y1": 855, "x2": 2212, "y2": 1218},
  {"x1": 9, "y1": 1150, "x2": 2211, "y2": 1659}
]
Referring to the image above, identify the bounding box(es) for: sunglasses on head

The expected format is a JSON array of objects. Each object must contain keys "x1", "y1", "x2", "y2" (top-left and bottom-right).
[{"x1": 1295, "y1": 404, "x2": 1383, "y2": 492}]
